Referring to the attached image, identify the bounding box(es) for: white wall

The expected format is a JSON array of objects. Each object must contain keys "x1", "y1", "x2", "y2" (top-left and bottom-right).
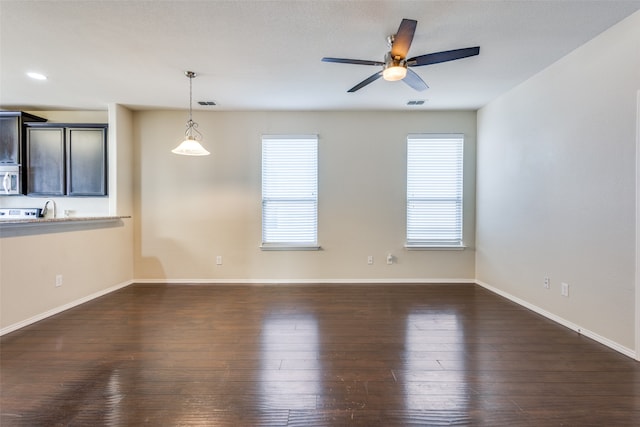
[
  {"x1": 0, "y1": 220, "x2": 134, "y2": 330},
  {"x1": 134, "y1": 110, "x2": 477, "y2": 282},
  {"x1": 476, "y1": 11, "x2": 640, "y2": 352},
  {"x1": 109, "y1": 104, "x2": 134, "y2": 216}
]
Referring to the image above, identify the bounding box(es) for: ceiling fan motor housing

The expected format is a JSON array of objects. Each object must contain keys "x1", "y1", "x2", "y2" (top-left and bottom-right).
[{"x1": 384, "y1": 51, "x2": 407, "y2": 67}]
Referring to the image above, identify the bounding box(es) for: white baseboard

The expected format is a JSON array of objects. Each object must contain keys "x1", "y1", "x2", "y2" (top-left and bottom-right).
[
  {"x1": 475, "y1": 280, "x2": 637, "y2": 360},
  {"x1": 0, "y1": 280, "x2": 134, "y2": 337},
  {"x1": 133, "y1": 278, "x2": 476, "y2": 285}
]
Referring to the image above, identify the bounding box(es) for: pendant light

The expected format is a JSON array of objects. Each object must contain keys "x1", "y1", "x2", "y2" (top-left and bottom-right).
[{"x1": 172, "y1": 71, "x2": 210, "y2": 156}]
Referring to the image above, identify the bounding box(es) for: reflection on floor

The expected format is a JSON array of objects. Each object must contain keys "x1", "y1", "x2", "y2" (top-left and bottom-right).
[{"x1": 1, "y1": 283, "x2": 639, "y2": 426}]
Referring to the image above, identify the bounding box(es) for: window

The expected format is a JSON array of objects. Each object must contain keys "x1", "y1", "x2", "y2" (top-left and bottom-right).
[
  {"x1": 406, "y1": 134, "x2": 464, "y2": 248},
  {"x1": 261, "y1": 135, "x2": 318, "y2": 249}
]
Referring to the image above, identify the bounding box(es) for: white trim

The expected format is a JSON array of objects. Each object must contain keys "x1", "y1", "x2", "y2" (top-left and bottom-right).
[
  {"x1": 405, "y1": 244, "x2": 466, "y2": 251},
  {"x1": 476, "y1": 280, "x2": 637, "y2": 360},
  {"x1": 261, "y1": 134, "x2": 318, "y2": 140},
  {"x1": 0, "y1": 280, "x2": 134, "y2": 336},
  {"x1": 133, "y1": 278, "x2": 476, "y2": 285},
  {"x1": 407, "y1": 133, "x2": 464, "y2": 139},
  {"x1": 260, "y1": 244, "x2": 322, "y2": 251},
  {"x1": 261, "y1": 135, "x2": 318, "y2": 246},
  {"x1": 636, "y1": 89, "x2": 640, "y2": 361},
  {"x1": 406, "y1": 134, "x2": 465, "y2": 246}
]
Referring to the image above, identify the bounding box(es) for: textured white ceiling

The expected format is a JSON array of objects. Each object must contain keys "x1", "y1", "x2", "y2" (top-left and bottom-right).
[{"x1": 1, "y1": 0, "x2": 639, "y2": 112}]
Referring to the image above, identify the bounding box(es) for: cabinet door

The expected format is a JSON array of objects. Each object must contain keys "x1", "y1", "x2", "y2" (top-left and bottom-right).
[
  {"x1": 26, "y1": 127, "x2": 65, "y2": 195},
  {"x1": 67, "y1": 127, "x2": 107, "y2": 196},
  {"x1": 0, "y1": 116, "x2": 19, "y2": 164}
]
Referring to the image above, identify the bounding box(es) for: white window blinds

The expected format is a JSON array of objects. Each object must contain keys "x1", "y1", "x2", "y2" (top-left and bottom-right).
[
  {"x1": 406, "y1": 134, "x2": 464, "y2": 247},
  {"x1": 262, "y1": 135, "x2": 318, "y2": 248}
]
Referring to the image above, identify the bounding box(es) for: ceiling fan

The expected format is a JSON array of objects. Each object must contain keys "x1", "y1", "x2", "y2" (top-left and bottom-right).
[{"x1": 322, "y1": 19, "x2": 480, "y2": 93}]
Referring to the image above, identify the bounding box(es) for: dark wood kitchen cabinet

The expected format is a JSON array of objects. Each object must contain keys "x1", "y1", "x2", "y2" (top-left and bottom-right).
[
  {"x1": 25, "y1": 124, "x2": 108, "y2": 196},
  {"x1": 67, "y1": 127, "x2": 107, "y2": 196},
  {"x1": 0, "y1": 111, "x2": 46, "y2": 165},
  {"x1": 26, "y1": 126, "x2": 65, "y2": 195}
]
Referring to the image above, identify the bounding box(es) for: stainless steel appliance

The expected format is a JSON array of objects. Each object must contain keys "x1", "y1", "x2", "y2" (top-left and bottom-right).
[
  {"x1": 0, "y1": 207, "x2": 42, "y2": 219},
  {"x1": 0, "y1": 164, "x2": 21, "y2": 195}
]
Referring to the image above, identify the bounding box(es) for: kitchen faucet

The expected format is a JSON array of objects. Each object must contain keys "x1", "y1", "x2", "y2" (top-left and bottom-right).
[{"x1": 42, "y1": 199, "x2": 56, "y2": 218}]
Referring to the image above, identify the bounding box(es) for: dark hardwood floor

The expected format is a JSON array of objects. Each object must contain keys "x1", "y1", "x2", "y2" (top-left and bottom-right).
[{"x1": 1, "y1": 283, "x2": 639, "y2": 426}]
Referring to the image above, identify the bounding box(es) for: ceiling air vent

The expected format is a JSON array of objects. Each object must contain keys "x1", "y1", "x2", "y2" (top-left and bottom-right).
[
  {"x1": 198, "y1": 101, "x2": 216, "y2": 106},
  {"x1": 407, "y1": 100, "x2": 425, "y2": 106}
]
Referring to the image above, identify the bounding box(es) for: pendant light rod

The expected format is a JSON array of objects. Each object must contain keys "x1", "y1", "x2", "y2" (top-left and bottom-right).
[{"x1": 186, "y1": 70, "x2": 195, "y2": 123}]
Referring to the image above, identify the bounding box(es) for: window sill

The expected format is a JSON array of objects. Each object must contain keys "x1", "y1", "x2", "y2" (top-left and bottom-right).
[
  {"x1": 260, "y1": 244, "x2": 322, "y2": 251},
  {"x1": 404, "y1": 243, "x2": 466, "y2": 251}
]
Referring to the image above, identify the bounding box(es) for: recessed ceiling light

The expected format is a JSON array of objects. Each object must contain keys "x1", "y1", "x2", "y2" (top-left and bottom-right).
[{"x1": 27, "y1": 72, "x2": 47, "y2": 80}]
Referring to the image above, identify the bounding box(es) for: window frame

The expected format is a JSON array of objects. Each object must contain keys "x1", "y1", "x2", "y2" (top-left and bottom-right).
[
  {"x1": 261, "y1": 134, "x2": 320, "y2": 251},
  {"x1": 405, "y1": 133, "x2": 465, "y2": 250}
]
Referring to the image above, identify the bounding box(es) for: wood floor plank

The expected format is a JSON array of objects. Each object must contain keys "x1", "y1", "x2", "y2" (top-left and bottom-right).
[{"x1": 1, "y1": 283, "x2": 640, "y2": 426}]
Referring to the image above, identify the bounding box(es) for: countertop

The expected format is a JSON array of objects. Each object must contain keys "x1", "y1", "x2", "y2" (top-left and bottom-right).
[{"x1": 0, "y1": 215, "x2": 130, "y2": 226}]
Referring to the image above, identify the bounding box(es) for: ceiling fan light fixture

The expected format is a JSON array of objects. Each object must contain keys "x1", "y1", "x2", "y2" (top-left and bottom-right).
[
  {"x1": 382, "y1": 52, "x2": 407, "y2": 81},
  {"x1": 172, "y1": 71, "x2": 211, "y2": 156},
  {"x1": 383, "y1": 65, "x2": 407, "y2": 81}
]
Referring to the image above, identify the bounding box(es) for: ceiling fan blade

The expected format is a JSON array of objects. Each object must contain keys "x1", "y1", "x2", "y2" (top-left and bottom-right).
[
  {"x1": 408, "y1": 46, "x2": 480, "y2": 67},
  {"x1": 322, "y1": 57, "x2": 384, "y2": 66},
  {"x1": 402, "y1": 68, "x2": 428, "y2": 91},
  {"x1": 391, "y1": 19, "x2": 417, "y2": 59},
  {"x1": 347, "y1": 71, "x2": 383, "y2": 92}
]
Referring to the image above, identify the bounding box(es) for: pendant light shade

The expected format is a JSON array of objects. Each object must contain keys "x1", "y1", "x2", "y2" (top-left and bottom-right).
[
  {"x1": 172, "y1": 135, "x2": 210, "y2": 156},
  {"x1": 172, "y1": 71, "x2": 210, "y2": 156}
]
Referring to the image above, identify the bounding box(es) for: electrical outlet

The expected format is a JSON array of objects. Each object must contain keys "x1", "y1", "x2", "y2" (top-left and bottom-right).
[
  {"x1": 216, "y1": 256, "x2": 223, "y2": 265},
  {"x1": 561, "y1": 282, "x2": 569, "y2": 297},
  {"x1": 55, "y1": 274, "x2": 63, "y2": 287},
  {"x1": 367, "y1": 255, "x2": 373, "y2": 265},
  {"x1": 544, "y1": 277, "x2": 550, "y2": 289},
  {"x1": 386, "y1": 254, "x2": 393, "y2": 265}
]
